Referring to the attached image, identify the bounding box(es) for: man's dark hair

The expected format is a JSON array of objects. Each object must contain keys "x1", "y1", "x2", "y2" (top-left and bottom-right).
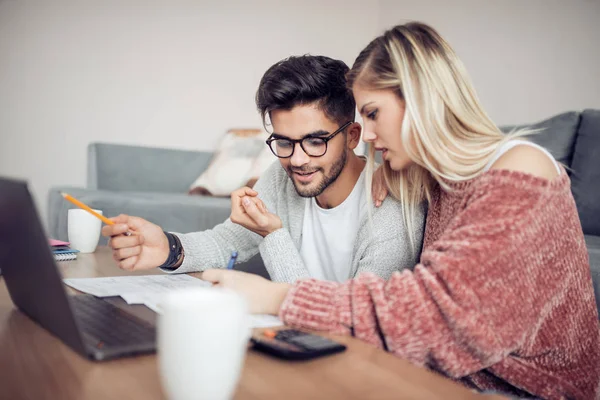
[{"x1": 255, "y1": 55, "x2": 355, "y2": 130}]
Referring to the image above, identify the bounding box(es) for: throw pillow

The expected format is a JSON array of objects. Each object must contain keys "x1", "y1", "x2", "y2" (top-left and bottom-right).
[
  {"x1": 244, "y1": 145, "x2": 277, "y2": 189},
  {"x1": 189, "y1": 129, "x2": 275, "y2": 197}
]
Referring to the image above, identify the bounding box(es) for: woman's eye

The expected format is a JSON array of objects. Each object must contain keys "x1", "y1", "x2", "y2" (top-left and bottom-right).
[{"x1": 367, "y1": 110, "x2": 378, "y2": 120}]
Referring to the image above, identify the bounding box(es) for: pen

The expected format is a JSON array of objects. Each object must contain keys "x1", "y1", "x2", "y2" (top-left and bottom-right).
[
  {"x1": 226, "y1": 251, "x2": 238, "y2": 270},
  {"x1": 61, "y1": 192, "x2": 131, "y2": 236},
  {"x1": 61, "y1": 192, "x2": 114, "y2": 225}
]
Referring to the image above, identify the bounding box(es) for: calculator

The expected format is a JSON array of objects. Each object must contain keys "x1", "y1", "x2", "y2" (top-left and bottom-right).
[{"x1": 250, "y1": 329, "x2": 347, "y2": 360}]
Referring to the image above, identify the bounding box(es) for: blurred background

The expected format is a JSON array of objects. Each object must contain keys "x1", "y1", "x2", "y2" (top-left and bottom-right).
[{"x1": 1, "y1": 0, "x2": 599, "y2": 226}]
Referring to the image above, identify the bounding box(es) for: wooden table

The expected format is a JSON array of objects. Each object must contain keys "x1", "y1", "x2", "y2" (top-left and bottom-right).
[{"x1": 0, "y1": 247, "x2": 493, "y2": 400}]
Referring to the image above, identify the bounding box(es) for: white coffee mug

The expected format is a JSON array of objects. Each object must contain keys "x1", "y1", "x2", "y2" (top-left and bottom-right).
[
  {"x1": 67, "y1": 208, "x2": 103, "y2": 253},
  {"x1": 158, "y1": 288, "x2": 250, "y2": 400}
]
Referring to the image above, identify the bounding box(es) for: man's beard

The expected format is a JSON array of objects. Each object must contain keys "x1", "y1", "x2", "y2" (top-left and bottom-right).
[{"x1": 287, "y1": 148, "x2": 347, "y2": 198}]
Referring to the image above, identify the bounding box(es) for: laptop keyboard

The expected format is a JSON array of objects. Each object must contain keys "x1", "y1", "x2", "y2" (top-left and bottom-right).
[{"x1": 70, "y1": 295, "x2": 155, "y2": 346}]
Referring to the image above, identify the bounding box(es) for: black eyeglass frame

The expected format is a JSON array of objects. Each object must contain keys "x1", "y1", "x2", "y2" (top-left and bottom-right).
[{"x1": 265, "y1": 121, "x2": 353, "y2": 159}]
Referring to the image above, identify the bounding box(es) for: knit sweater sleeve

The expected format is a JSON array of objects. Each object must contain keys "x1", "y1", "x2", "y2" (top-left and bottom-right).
[
  {"x1": 163, "y1": 162, "x2": 280, "y2": 274},
  {"x1": 280, "y1": 171, "x2": 579, "y2": 378}
]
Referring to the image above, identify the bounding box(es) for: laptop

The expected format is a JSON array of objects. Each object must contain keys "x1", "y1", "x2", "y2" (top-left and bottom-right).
[{"x1": 0, "y1": 177, "x2": 156, "y2": 361}]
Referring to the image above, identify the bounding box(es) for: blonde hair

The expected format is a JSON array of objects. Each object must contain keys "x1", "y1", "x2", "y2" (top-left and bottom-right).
[{"x1": 347, "y1": 22, "x2": 531, "y2": 251}]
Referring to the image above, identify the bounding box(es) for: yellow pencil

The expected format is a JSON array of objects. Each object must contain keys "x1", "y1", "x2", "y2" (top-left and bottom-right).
[{"x1": 61, "y1": 192, "x2": 115, "y2": 226}]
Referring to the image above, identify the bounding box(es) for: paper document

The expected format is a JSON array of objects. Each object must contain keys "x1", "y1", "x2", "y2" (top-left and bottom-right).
[
  {"x1": 64, "y1": 275, "x2": 283, "y2": 328},
  {"x1": 63, "y1": 275, "x2": 209, "y2": 297},
  {"x1": 249, "y1": 314, "x2": 284, "y2": 328}
]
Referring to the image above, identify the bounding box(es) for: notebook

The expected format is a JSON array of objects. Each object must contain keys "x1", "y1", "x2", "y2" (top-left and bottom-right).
[
  {"x1": 54, "y1": 252, "x2": 78, "y2": 261},
  {"x1": 49, "y1": 239, "x2": 79, "y2": 262},
  {"x1": 49, "y1": 239, "x2": 69, "y2": 247}
]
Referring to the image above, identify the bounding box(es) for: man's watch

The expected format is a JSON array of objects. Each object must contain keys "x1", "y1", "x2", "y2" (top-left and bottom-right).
[{"x1": 159, "y1": 232, "x2": 184, "y2": 271}]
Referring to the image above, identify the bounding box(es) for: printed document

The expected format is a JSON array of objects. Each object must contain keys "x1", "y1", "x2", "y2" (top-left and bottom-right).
[{"x1": 64, "y1": 275, "x2": 283, "y2": 328}]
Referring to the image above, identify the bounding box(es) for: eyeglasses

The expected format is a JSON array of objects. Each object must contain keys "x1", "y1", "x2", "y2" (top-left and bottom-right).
[{"x1": 265, "y1": 121, "x2": 353, "y2": 159}]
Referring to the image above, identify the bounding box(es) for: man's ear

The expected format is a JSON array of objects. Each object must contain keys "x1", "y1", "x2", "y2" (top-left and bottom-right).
[{"x1": 346, "y1": 122, "x2": 362, "y2": 150}]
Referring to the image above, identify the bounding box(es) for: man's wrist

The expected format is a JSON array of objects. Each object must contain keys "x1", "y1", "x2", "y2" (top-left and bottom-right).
[
  {"x1": 264, "y1": 222, "x2": 283, "y2": 237},
  {"x1": 172, "y1": 248, "x2": 184, "y2": 269},
  {"x1": 159, "y1": 232, "x2": 184, "y2": 271}
]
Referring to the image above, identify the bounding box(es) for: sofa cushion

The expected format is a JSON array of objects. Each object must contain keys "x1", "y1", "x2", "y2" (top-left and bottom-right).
[
  {"x1": 570, "y1": 109, "x2": 600, "y2": 236},
  {"x1": 500, "y1": 111, "x2": 581, "y2": 168},
  {"x1": 47, "y1": 186, "x2": 232, "y2": 245},
  {"x1": 89, "y1": 143, "x2": 214, "y2": 193},
  {"x1": 47, "y1": 185, "x2": 271, "y2": 279}
]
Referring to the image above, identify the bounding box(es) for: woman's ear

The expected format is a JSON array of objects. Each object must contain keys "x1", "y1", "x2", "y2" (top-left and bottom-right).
[{"x1": 346, "y1": 122, "x2": 362, "y2": 150}]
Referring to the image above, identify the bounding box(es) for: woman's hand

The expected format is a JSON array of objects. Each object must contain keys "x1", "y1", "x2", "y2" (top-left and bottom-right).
[
  {"x1": 201, "y1": 269, "x2": 291, "y2": 315},
  {"x1": 372, "y1": 165, "x2": 388, "y2": 207}
]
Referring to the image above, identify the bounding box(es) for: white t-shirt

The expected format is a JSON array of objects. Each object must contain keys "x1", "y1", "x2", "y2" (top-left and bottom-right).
[{"x1": 299, "y1": 170, "x2": 366, "y2": 282}]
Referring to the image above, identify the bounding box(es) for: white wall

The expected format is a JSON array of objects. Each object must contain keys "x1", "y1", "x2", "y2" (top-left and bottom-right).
[
  {"x1": 1, "y1": 0, "x2": 599, "y2": 227},
  {"x1": 0, "y1": 0, "x2": 378, "y2": 225},
  {"x1": 377, "y1": 0, "x2": 600, "y2": 125}
]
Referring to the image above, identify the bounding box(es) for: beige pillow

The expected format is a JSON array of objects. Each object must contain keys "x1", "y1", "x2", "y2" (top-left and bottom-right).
[
  {"x1": 244, "y1": 145, "x2": 278, "y2": 189},
  {"x1": 189, "y1": 129, "x2": 276, "y2": 197}
]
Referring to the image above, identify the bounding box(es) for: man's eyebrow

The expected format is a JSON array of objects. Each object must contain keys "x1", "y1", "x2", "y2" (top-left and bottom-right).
[
  {"x1": 270, "y1": 130, "x2": 330, "y2": 140},
  {"x1": 359, "y1": 102, "x2": 375, "y2": 115}
]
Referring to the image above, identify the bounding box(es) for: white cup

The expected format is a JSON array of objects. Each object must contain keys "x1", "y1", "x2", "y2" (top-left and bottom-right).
[
  {"x1": 158, "y1": 288, "x2": 250, "y2": 400},
  {"x1": 67, "y1": 208, "x2": 102, "y2": 253}
]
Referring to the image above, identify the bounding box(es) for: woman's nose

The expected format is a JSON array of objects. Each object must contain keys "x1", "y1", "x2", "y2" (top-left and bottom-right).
[{"x1": 362, "y1": 128, "x2": 377, "y2": 143}]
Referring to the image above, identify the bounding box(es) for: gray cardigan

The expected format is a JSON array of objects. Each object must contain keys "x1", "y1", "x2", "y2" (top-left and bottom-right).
[{"x1": 170, "y1": 162, "x2": 424, "y2": 283}]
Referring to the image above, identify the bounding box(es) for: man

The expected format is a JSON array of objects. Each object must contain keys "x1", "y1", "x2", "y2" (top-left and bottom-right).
[{"x1": 103, "y1": 55, "x2": 423, "y2": 283}]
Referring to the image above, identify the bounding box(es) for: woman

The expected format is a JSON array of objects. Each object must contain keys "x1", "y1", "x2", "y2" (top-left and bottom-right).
[{"x1": 202, "y1": 22, "x2": 600, "y2": 399}]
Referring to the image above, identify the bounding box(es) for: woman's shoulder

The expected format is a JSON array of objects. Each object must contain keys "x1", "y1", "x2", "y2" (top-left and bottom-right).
[
  {"x1": 444, "y1": 142, "x2": 571, "y2": 207},
  {"x1": 488, "y1": 143, "x2": 560, "y2": 181}
]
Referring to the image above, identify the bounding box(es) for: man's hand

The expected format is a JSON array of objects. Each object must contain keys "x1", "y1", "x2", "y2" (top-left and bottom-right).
[
  {"x1": 101, "y1": 214, "x2": 170, "y2": 270},
  {"x1": 201, "y1": 269, "x2": 291, "y2": 315},
  {"x1": 230, "y1": 187, "x2": 282, "y2": 237}
]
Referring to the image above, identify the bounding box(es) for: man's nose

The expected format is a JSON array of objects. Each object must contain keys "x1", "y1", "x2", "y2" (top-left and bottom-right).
[{"x1": 289, "y1": 143, "x2": 310, "y2": 166}]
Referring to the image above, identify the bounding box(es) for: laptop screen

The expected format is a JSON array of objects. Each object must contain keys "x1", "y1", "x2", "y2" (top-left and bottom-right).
[{"x1": 0, "y1": 177, "x2": 86, "y2": 353}]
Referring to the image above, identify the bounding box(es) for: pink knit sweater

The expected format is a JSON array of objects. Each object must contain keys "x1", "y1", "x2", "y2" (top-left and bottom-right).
[{"x1": 279, "y1": 168, "x2": 600, "y2": 399}]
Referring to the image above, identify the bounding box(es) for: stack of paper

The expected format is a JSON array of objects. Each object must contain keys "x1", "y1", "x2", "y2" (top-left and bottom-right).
[{"x1": 63, "y1": 275, "x2": 283, "y2": 328}]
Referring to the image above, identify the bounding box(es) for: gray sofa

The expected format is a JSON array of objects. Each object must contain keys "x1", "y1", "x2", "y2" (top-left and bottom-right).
[
  {"x1": 499, "y1": 109, "x2": 600, "y2": 313},
  {"x1": 47, "y1": 142, "x2": 269, "y2": 277},
  {"x1": 48, "y1": 109, "x2": 600, "y2": 312}
]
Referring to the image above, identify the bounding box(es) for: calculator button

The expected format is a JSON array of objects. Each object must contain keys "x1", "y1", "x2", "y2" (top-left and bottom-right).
[
  {"x1": 263, "y1": 329, "x2": 277, "y2": 339},
  {"x1": 274, "y1": 330, "x2": 303, "y2": 340},
  {"x1": 288, "y1": 336, "x2": 336, "y2": 350}
]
